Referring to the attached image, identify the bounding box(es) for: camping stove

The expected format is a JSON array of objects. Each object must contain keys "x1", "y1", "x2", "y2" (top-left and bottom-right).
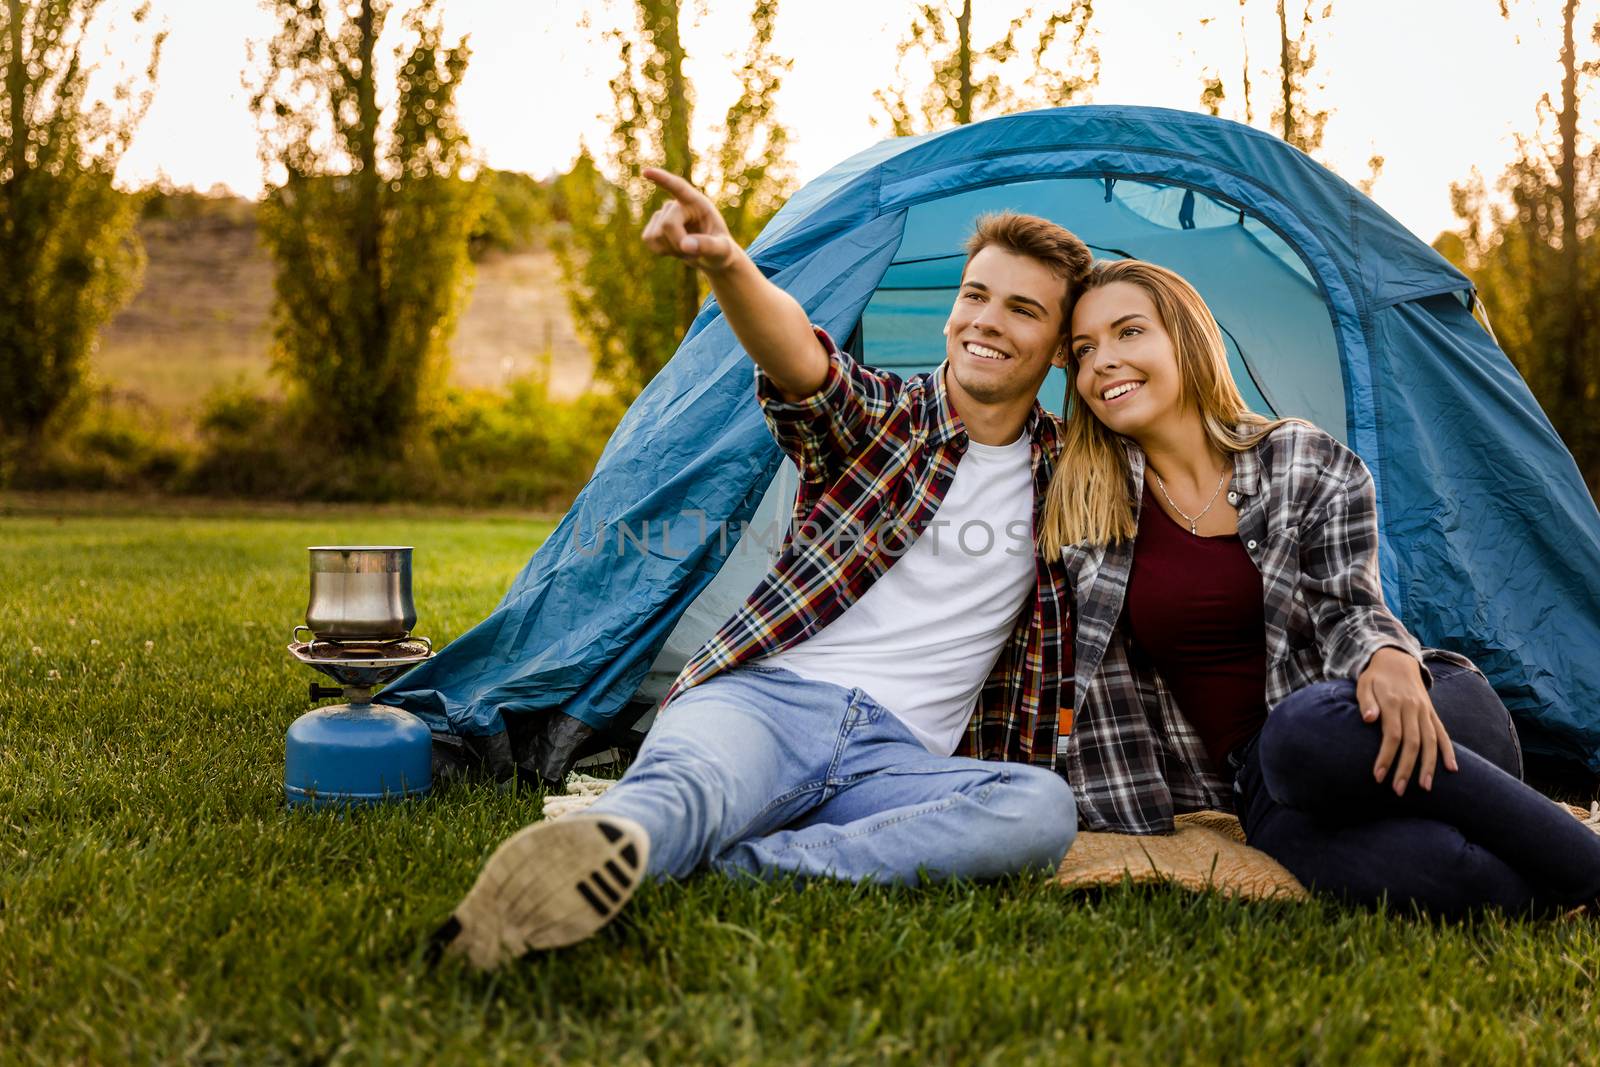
[{"x1": 284, "y1": 547, "x2": 435, "y2": 809}]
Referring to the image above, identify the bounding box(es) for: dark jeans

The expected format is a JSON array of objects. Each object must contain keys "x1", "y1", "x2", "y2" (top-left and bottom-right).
[{"x1": 1232, "y1": 660, "x2": 1600, "y2": 919}]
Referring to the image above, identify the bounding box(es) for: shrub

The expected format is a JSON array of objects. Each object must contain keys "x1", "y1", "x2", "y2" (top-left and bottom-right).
[
  {"x1": 139, "y1": 183, "x2": 256, "y2": 226},
  {"x1": 10, "y1": 389, "x2": 187, "y2": 492},
  {"x1": 425, "y1": 376, "x2": 622, "y2": 508},
  {"x1": 469, "y1": 169, "x2": 550, "y2": 259},
  {"x1": 173, "y1": 374, "x2": 619, "y2": 509},
  {"x1": 178, "y1": 385, "x2": 302, "y2": 499},
  {"x1": 8, "y1": 368, "x2": 620, "y2": 510}
]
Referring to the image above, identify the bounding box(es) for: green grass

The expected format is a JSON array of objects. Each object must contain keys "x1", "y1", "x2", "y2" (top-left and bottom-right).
[{"x1": 4, "y1": 509, "x2": 1600, "y2": 1064}]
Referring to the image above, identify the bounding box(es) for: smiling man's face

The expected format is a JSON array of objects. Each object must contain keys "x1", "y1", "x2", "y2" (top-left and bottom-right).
[{"x1": 942, "y1": 245, "x2": 1071, "y2": 407}]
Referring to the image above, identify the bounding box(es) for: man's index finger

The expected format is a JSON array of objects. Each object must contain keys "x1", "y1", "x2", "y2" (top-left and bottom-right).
[{"x1": 642, "y1": 167, "x2": 703, "y2": 206}]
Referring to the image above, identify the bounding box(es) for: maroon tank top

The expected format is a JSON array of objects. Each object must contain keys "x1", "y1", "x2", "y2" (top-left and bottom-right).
[{"x1": 1123, "y1": 484, "x2": 1268, "y2": 768}]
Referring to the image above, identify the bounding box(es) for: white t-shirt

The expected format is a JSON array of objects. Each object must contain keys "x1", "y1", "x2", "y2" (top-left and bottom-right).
[{"x1": 756, "y1": 433, "x2": 1037, "y2": 755}]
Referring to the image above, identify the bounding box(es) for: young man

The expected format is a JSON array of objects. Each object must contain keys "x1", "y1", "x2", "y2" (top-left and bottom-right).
[{"x1": 434, "y1": 170, "x2": 1091, "y2": 970}]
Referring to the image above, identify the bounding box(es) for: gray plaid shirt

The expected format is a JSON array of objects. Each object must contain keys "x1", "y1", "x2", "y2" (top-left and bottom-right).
[{"x1": 1058, "y1": 421, "x2": 1467, "y2": 834}]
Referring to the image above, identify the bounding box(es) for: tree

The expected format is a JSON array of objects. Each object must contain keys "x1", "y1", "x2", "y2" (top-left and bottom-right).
[
  {"x1": 1192, "y1": 2, "x2": 1388, "y2": 190},
  {"x1": 1197, "y1": 64, "x2": 1227, "y2": 118},
  {"x1": 0, "y1": 0, "x2": 163, "y2": 447},
  {"x1": 1238, "y1": 0, "x2": 1254, "y2": 122},
  {"x1": 704, "y1": 0, "x2": 794, "y2": 251},
  {"x1": 1272, "y1": 0, "x2": 1330, "y2": 155},
  {"x1": 249, "y1": 0, "x2": 477, "y2": 452},
  {"x1": 555, "y1": 0, "x2": 795, "y2": 400},
  {"x1": 1186, "y1": 1, "x2": 1337, "y2": 155},
  {"x1": 873, "y1": 2, "x2": 1099, "y2": 136},
  {"x1": 470, "y1": 168, "x2": 548, "y2": 258},
  {"x1": 1441, "y1": 0, "x2": 1600, "y2": 494}
]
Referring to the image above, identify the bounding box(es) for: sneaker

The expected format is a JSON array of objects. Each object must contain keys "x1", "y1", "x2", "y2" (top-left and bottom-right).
[{"x1": 430, "y1": 814, "x2": 650, "y2": 969}]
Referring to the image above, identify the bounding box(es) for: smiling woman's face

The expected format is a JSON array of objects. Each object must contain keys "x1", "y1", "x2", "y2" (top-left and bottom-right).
[{"x1": 1070, "y1": 281, "x2": 1185, "y2": 438}]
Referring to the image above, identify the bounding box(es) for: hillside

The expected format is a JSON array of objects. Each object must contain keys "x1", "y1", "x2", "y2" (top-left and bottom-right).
[{"x1": 96, "y1": 211, "x2": 596, "y2": 423}]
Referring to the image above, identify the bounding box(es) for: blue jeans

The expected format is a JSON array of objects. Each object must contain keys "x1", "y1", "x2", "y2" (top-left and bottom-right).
[
  {"x1": 1234, "y1": 660, "x2": 1600, "y2": 918},
  {"x1": 587, "y1": 665, "x2": 1078, "y2": 884}
]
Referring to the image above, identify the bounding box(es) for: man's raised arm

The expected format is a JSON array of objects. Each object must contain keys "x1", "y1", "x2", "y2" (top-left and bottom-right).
[{"x1": 642, "y1": 168, "x2": 828, "y2": 401}]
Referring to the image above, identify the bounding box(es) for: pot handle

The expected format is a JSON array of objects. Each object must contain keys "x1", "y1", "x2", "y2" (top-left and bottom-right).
[{"x1": 293, "y1": 624, "x2": 315, "y2": 645}]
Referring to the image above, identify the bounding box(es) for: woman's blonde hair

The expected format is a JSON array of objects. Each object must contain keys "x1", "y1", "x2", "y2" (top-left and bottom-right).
[{"x1": 1038, "y1": 259, "x2": 1289, "y2": 556}]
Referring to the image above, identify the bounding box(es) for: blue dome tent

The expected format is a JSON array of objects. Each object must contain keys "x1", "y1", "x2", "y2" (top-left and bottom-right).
[{"x1": 385, "y1": 105, "x2": 1600, "y2": 772}]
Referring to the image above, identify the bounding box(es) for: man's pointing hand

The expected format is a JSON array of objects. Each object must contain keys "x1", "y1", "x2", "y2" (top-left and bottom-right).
[
  {"x1": 641, "y1": 167, "x2": 740, "y2": 275},
  {"x1": 640, "y1": 168, "x2": 824, "y2": 399}
]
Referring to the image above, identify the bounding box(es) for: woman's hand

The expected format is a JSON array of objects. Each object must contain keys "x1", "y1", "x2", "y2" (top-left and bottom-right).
[{"x1": 1357, "y1": 647, "x2": 1458, "y2": 795}]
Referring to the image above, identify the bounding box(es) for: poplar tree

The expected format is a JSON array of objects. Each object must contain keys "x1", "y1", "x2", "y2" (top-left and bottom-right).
[
  {"x1": 1188, "y1": 1, "x2": 1328, "y2": 152},
  {"x1": 1272, "y1": 0, "x2": 1329, "y2": 155},
  {"x1": 873, "y1": 2, "x2": 1099, "y2": 136},
  {"x1": 555, "y1": 0, "x2": 795, "y2": 400},
  {"x1": 249, "y1": 0, "x2": 477, "y2": 452},
  {"x1": 1192, "y1": 3, "x2": 1384, "y2": 186},
  {"x1": 0, "y1": 0, "x2": 163, "y2": 446},
  {"x1": 1441, "y1": 0, "x2": 1599, "y2": 493}
]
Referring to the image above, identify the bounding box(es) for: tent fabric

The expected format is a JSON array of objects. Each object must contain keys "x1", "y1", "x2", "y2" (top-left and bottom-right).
[
  {"x1": 381, "y1": 104, "x2": 1600, "y2": 772},
  {"x1": 1370, "y1": 294, "x2": 1600, "y2": 759}
]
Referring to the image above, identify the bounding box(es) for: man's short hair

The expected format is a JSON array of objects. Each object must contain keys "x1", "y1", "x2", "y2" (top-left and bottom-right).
[{"x1": 962, "y1": 212, "x2": 1093, "y2": 330}]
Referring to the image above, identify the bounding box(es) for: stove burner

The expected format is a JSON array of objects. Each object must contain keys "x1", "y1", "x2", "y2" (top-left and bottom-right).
[
  {"x1": 291, "y1": 624, "x2": 432, "y2": 659},
  {"x1": 302, "y1": 637, "x2": 434, "y2": 662},
  {"x1": 288, "y1": 636, "x2": 434, "y2": 693}
]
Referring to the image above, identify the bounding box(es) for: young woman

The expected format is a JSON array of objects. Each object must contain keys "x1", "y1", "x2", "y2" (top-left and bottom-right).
[{"x1": 1042, "y1": 258, "x2": 1600, "y2": 918}]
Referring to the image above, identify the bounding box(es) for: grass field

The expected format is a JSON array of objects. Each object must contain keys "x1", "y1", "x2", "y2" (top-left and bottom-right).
[{"x1": 5, "y1": 506, "x2": 1600, "y2": 1064}]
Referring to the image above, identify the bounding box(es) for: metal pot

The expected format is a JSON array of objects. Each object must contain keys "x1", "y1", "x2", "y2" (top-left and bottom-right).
[{"x1": 303, "y1": 546, "x2": 416, "y2": 642}]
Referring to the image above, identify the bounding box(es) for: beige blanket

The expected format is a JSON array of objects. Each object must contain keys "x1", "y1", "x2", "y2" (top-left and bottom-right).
[
  {"x1": 1057, "y1": 804, "x2": 1599, "y2": 901},
  {"x1": 1055, "y1": 811, "x2": 1307, "y2": 900}
]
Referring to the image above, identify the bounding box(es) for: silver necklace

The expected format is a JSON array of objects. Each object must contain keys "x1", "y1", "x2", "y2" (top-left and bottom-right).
[{"x1": 1152, "y1": 465, "x2": 1230, "y2": 535}]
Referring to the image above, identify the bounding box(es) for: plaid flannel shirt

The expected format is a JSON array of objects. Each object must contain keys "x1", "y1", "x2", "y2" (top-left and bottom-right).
[
  {"x1": 1059, "y1": 420, "x2": 1472, "y2": 834},
  {"x1": 664, "y1": 327, "x2": 1072, "y2": 767}
]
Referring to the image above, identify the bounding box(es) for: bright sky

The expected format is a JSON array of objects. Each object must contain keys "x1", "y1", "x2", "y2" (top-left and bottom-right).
[{"x1": 112, "y1": 0, "x2": 1582, "y2": 245}]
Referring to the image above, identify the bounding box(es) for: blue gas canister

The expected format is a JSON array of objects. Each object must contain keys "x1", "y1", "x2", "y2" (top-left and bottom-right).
[
  {"x1": 284, "y1": 699, "x2": 432, "y2": 808},
  {"x1": 286, "y1": 634, "x2": 435, "y2": 809}
]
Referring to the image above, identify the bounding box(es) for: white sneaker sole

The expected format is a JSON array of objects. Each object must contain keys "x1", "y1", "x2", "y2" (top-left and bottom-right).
[{"x1": 432, "y1": 814, "x2": 650, "y2": 970}]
